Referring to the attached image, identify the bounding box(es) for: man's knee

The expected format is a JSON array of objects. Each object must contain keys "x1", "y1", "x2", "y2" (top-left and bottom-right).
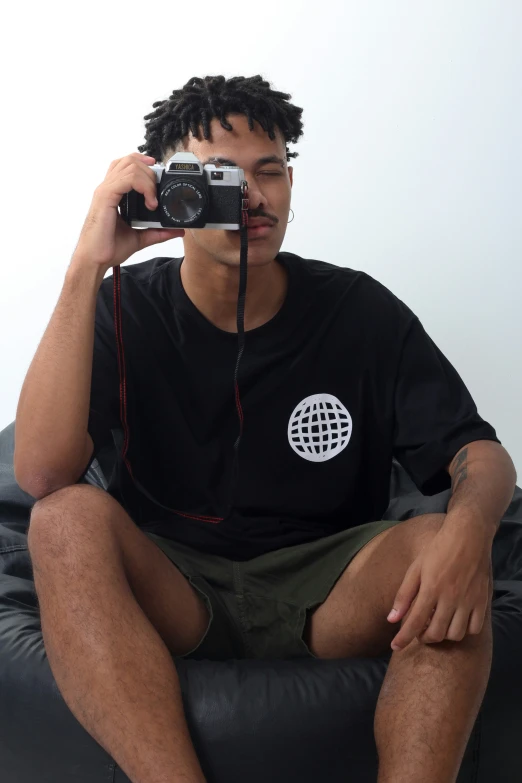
[{"x1": 28, "y1": 484, "x2": 111, "y2": 553}]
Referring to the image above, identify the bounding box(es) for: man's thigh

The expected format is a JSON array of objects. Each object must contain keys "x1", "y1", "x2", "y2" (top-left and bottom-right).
[
  {"x1": 28, "y1": 484, "x2": 211, "y2": 658},
  {"x1": 304, "y1": 513, "x2": 446, "y2": 659}
]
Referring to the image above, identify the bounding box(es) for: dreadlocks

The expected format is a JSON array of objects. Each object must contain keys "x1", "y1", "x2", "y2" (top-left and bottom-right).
[{"x1": 137, "y1": 75, "x2": 304, "y2": 164}]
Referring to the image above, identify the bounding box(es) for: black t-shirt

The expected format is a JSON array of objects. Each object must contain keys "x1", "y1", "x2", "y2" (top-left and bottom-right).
[{"x1": 86, "y1": 252, "x2": 500, "y2": 560}]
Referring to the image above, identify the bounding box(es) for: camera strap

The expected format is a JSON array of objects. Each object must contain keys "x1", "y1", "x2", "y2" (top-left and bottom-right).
[
  {"x1": 229, "y1": 187, "x2": 250, "y2": 512},
  {"x1": 111, "y1": 184, "x2": 250, "y2": 523}
]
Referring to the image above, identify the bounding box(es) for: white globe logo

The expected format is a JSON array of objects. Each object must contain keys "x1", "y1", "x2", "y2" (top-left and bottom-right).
[{"x1": 288, "y1": 393, "x2": 352, "y2": 462}]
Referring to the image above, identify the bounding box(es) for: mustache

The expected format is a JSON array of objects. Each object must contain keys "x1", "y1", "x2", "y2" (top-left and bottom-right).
[{"x1": 248, "y1": 209, "x2": 279, "y2": 225}]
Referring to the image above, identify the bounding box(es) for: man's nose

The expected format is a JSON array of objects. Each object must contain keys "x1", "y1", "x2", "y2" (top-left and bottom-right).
[{"x1": 244, "y1": 178, "x2": 267, "y2": 211}]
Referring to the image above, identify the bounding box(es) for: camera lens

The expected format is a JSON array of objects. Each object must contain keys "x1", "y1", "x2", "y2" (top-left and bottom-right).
[{"x1": 161, "y1": 181, "x2": 206, "y2": 224}]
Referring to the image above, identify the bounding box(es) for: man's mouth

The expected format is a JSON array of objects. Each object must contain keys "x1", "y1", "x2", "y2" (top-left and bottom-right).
[
  {"x1": 226, "y1": 222, "x2": 275, "y2": 240},
  {"x1": 246, "y1": 224, "x2": 274, "y2": 238}
]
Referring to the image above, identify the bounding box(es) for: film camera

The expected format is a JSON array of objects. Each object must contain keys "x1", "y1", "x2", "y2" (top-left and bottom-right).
[{"x1": 118, "y1": 152, "x2": 248, "y2": 230}]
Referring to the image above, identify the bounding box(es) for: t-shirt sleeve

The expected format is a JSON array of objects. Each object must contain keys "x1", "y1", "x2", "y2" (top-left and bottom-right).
[
  {"x1": 392, "y1": 315, "x2": 501, "y2": 495},
  {"x1": 85, "y1": 281, "x2": 121, "y2": 463}
]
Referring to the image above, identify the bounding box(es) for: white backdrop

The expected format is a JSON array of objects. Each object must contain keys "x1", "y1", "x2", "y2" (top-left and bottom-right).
[{"x1": 1, "y1": 0, "x2": 520, "y2": 474}]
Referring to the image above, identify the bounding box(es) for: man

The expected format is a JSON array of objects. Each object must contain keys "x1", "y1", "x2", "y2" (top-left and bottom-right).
[{"x1": 14, "y1": 74, "x2": 517, "y2": 783}]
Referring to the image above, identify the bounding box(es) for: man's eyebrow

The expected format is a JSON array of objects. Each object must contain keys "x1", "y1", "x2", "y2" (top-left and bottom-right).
[{"x1": 201, "y1": 154, "x2": 286, "y2": 167}]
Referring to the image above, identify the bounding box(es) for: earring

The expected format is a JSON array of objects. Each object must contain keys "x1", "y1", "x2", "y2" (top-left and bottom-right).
[{"x1": 287, "y1": 208, "x2": 295, "y2": 224}]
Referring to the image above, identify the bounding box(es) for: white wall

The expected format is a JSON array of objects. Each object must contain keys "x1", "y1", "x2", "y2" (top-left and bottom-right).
[{"x1": 1, "y1": 0, "x2": 520, "y2": 475}]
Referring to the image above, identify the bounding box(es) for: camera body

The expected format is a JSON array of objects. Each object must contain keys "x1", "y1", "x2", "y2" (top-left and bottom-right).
[{"x1": 118, "y1": 152, "x2": 247, "y2": 230}]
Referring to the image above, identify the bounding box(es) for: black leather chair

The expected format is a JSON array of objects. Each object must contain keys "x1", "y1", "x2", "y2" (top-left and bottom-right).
[{"x1": 1, "y1": 419, "x2": 521, "y2": 782}]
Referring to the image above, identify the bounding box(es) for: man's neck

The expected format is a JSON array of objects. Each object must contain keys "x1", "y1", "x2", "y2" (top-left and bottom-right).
[{"x1": 179, "y1": 252, "x2": 288, "y2": 333}]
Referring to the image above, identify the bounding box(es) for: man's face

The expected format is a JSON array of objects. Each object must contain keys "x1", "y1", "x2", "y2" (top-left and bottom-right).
[{"x1": 163, "y1": 113, "x2": 293, "y2": 268}]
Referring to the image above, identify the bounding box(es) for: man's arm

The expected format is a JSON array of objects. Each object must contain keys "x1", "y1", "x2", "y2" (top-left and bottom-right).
[
  {"x1": 388, "y1": 439, "x2": 517, "y2": 649},
  {"x1": 444, "y1": 440, "x2": 517, "y2": 538},
  {"x1": 14, "y1": 261, "x2": 104, "y2": 499}
]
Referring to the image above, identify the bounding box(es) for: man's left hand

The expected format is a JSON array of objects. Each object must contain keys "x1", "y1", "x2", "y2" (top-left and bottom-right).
[{"x1": 387, "y1": 518, "x2": 494, "y2": 651}]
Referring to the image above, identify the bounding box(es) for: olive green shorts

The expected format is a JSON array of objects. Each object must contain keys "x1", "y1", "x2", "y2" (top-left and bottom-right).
[{"x1": 143, "y1": 518, "x2": 405, "y2": 661}]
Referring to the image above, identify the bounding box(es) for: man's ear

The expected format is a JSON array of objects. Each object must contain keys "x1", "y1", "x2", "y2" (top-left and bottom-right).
[{"x1": 288, "y1": 165, "x2": 293, "y2": 187}]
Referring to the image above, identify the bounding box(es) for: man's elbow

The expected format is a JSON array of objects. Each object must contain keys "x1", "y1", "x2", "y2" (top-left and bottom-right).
[
  {"x1": 15, "y1": 465, "x2": 81, "y2": 500},
  {"x1": 14, "y1": 436, "x2": 95, "y2": 499},
  {"x1": 14, "y1": 468, "x2": 55, "y2": 500}
]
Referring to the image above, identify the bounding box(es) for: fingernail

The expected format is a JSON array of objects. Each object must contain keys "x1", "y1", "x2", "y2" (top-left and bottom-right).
[
  {"x1": 388, "y1": 609, "x2": 398, "y2": 620},
  {"x1": 391, "y1": 643, "x2": 401, "y2": 651}
]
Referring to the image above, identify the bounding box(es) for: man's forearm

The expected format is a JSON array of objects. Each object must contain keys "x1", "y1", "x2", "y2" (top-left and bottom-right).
[{"x1": 444, "y1": 440, "x2": 517, "y2": 537}]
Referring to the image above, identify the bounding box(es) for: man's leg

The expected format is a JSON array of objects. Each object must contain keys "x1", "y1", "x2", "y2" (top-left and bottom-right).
[
  {"x1": 374, "y1": 594, "x2": 492, "y2": 783},
  {"x1": 304, "y1": 513, "x2": 493, "y2": 783},
  {"x1": 28, "y1": 484, "x2": 210, "y2": 783}
]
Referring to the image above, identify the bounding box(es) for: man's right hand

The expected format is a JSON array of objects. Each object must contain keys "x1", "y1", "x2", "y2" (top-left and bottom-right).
[{"x1": 70, "y1": 152, "x2": 185, "y2": 274}]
